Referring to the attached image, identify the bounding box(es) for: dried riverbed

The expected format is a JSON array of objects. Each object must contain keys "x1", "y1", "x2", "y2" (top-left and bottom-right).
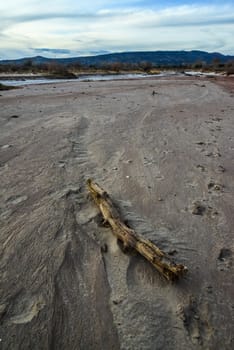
[{"x1": 0, "y1": 76, "x2": 233, "y2": 349}]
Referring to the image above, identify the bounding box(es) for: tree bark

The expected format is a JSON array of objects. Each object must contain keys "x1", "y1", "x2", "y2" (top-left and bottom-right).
[{"x1": 87, "y1": 179, "x2": 187, "y2": 281}]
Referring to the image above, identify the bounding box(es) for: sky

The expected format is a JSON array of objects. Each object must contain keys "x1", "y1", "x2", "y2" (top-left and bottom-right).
[{"x1": 0, "y1": 0, "x2": 234, "y2": 59}]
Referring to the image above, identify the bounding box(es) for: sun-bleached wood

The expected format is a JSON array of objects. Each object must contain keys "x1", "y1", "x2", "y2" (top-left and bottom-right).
[{"x1": 87, "y1": 179, "x2": 187, "y2": 281}]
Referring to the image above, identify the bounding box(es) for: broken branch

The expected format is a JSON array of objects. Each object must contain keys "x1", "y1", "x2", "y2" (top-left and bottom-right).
[{"x1": 87, "y1": 179, "x2": 187, "y2": 281}]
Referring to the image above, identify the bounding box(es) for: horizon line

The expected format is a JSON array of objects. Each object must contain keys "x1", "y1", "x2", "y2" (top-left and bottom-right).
[{"x1": 1, "y1": 49, "x2": 234, "y2": 62}]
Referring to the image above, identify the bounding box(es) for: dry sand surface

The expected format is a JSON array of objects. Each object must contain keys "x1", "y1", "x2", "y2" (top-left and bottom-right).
[{"x1": 0, "y1": 76, "x2": 234, "y2": 349}]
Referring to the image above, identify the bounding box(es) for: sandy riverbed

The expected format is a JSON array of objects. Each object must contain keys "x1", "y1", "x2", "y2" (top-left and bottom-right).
[{"x1": 0, "y1": 76, "x2": 234, "y2": 349}]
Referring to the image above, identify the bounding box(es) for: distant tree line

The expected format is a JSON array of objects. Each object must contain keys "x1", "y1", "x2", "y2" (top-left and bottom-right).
[
  {"x1": 0, "y1": 58, "x2": 234, "y2": 75},
  {"x1": 0, "y1": 60, "x2": 73, "y2": 76},
  {"x1": 191, "y1": 58, "x2": 234, "y2": 75},
  {"x1": 0, "y1": 59, "x2": 156, "y2": 74}
]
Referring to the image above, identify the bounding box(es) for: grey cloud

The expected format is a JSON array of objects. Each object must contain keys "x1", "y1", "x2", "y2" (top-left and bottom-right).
[
  {"x1": 139, "y1": 16, "x2": 234, "y2": 29},
  {"x1": 89, "y1": 50, "x2": 110, "y2": 54},
  {"x1": 9, "y1": 10, "x2": 121, "y2": 24},
  {"x1": 0, "y1": 12, "x2": 103, "y2": 34},
  {"x1": 69, "y1": 50, "x2": 111, "y2": 57},
  {"x1": 0, "y1": 32, "x2": 9, "y2": 39},
  {"x1": 5, "y1": 9, "x2": 234, "y2": 32},
  {"x1": 1, "y1": 4, "x2": 234, "y2": 58},
  {"x1": 33, "y1": 48, "x2": 71, "y2": 54},
  {"x1": 170, "y1": 17, "x2": 234, "y2": 27}
]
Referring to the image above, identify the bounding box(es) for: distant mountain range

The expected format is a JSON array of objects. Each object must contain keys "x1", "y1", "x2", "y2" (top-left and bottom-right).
[{"x1": 1, "y1": 50, "x2": 234, "y2": 67}]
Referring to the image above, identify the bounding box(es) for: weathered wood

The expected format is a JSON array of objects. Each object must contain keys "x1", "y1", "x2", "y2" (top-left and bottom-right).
[{"x1": 87, "y1": 179, "x2": 187, "y2": 281}]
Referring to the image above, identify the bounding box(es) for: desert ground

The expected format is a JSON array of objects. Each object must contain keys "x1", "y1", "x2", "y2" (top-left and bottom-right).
[{"x1": 0, "y1": 76, "x2": 234, "y2": 349}]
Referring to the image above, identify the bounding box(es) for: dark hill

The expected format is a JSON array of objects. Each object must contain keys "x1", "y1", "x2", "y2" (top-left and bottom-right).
[{"x1": 1, "y1": 50, "x2": 234, "y2": 67}]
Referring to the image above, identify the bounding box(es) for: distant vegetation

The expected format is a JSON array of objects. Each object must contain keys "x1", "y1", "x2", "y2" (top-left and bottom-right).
[
  {"x1": 0, "y1": 59, "x2": 233, "y2": 76},
  {"x1": 0, "y1": 60, "x2": 159, "y2": 75},
  {"x1": 225, "y1": 61, "x2": 234, "y2": 76},
  {"x1": 0, "y1": 60, "x2": 77, "y2": 78},
  {"x1": 0, "y1": 51, "x2": 234, "y2": 76}
]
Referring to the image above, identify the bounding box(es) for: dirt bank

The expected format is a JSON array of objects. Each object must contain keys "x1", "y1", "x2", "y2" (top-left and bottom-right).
[{"x1": 0, "y1": 77, "x2": 233, "y2": 349}]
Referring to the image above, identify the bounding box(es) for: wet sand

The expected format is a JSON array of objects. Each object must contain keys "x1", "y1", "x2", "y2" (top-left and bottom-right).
[{"x1": 0, "y1": 77, "x2": 234, "y2": 349}]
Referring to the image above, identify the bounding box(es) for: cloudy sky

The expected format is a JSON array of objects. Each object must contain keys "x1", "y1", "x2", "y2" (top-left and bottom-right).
[{"x1": 0, "y1": 0, "x2": 234, "y2": 59}]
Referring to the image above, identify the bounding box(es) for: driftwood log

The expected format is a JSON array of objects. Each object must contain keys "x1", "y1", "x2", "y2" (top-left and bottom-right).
[{"x1": 87, "y1": 179, "x2": 187, "y2": 281}]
